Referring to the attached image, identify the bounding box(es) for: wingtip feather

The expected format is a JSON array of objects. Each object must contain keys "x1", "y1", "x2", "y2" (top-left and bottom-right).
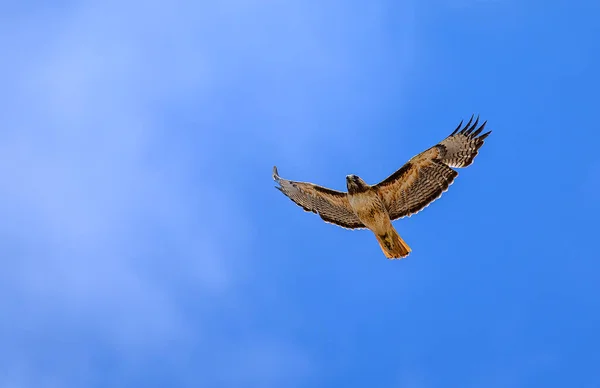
[
  {"x1": 450, "y1": 115, "x2": 491, "y2": 140},
  {"x1": 471, "y1": 121, "x2": 487, "y2": 137},
  {"x1": 480, "y1": 130, "x2": 492, "y2": 140},
  {"x1": 450, "y1": 120, "x2": 463, "y2": 136},
  {"x1": 463, "y1": 115, "x2": 478, "y2": 135},
  {"x1": 462, "y1": 114, "x2": 474, "y2": 132}
]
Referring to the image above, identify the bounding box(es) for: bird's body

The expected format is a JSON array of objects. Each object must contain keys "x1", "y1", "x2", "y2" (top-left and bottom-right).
[
  {"x1": 346, "y1": 183, "x2": 388, "y2": 231},
  {"x1": 345, "y1": 176, "x2": 411, "y2": 258},
  {"x1": 273, "y1": 115, "x2": 491, "y2": 259}
]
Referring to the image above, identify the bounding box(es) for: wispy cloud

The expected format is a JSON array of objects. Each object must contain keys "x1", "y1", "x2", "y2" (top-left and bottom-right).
[
  {"x1": 0, "y1": 1, "x2": 247, "y2": 383},
  {"x1": 0, "y1": 0, "x2": 416, "y2": 386}
]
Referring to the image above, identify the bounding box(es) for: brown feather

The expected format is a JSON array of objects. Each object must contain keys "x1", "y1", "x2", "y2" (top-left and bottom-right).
[
  {"x1": 373, "y1": 116, "x2": 490, "y2": 220},
  {"x1": 273, "y1": 166, "x2": 365, "y2": 229}
]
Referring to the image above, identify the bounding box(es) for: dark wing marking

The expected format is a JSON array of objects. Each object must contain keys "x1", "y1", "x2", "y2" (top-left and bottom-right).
[
  {"x1": 374, "y1": 115, "x2": 491, "y2": 220},
  {"x1": 272, "y1": 166, "x2": 365, "y2": 229},
  {"x1": 374, "y1": 156, "x2": 459, "y2": 220}
]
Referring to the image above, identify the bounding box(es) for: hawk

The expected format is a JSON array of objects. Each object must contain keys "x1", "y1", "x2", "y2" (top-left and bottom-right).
[{"x1": 273, "y1": 115, "x2": 491, "y2": 259}]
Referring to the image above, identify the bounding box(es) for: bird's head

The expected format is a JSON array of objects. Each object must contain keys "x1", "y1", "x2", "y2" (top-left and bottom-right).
[{"x1": 346, "y1": 174, "x2": 369, "y2": 194}]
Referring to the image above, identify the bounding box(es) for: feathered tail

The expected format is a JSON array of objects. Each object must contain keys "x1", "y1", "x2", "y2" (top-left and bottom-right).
[{"x1": 375, "y1": 227, "x2": 411, "y2": 259}]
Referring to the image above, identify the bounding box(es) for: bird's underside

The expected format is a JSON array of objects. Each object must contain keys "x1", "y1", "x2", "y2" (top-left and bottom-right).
[{"x1": 273, "y1": 115, "x2": 491, "y2": 259}]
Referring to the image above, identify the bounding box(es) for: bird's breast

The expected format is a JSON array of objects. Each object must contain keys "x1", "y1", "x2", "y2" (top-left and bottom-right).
[
  {"x1": 348, "y1": 191, "x2": 390, "y2": 231},
  {"x1": 348, "y1": 191, "x2": 377, "y2": 211}
]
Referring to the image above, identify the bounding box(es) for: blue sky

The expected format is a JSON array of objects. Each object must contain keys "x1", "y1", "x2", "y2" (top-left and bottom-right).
[{"x1": 1, "y1": 0, "x2": 599, "y2": 387}]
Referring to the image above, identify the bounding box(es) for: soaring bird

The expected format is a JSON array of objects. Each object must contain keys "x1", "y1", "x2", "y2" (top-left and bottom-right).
[{"x1": 273, "y1": 115, "x2": 491, "y2": 259}]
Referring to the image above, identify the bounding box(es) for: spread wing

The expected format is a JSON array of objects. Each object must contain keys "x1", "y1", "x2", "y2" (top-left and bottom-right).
[
  {"x1": 374, "y1": 115, "x2": 491, "y2": 220},
  {"x1": 272, "y1": 166, "x2": 365, "y2": 229}
]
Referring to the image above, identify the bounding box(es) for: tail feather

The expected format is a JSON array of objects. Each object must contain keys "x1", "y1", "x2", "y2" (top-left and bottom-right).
[{"x1": 375, "y1": 228, "x2": 411, "y2": 259}]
